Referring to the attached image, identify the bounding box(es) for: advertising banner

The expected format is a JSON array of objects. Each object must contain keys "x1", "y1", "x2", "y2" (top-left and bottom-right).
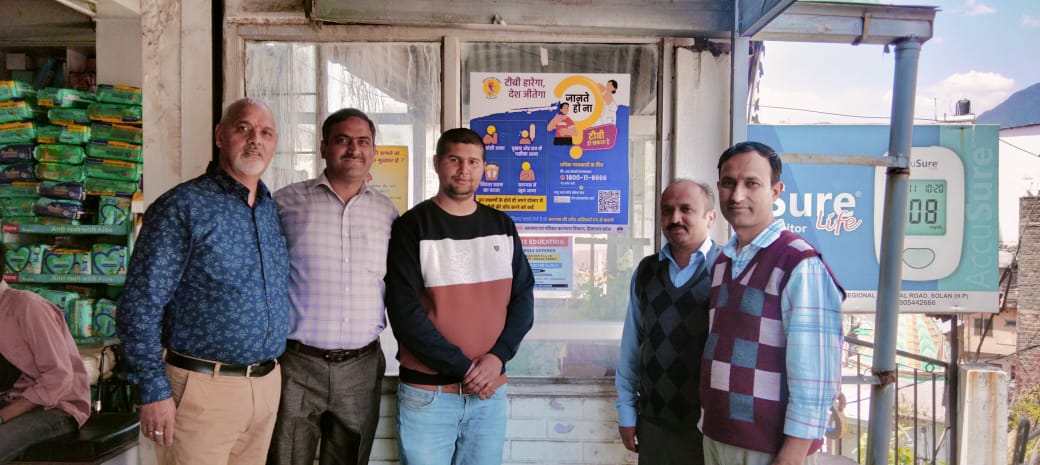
[
  {"x1": 749, "y1": 124, "x2": 999, "y2": 313},
  {"x1": 520, "y1": 236, "x2": 574, "y2": 291}
]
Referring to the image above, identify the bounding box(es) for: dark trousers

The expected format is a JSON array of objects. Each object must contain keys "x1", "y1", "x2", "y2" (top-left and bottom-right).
[
  {"x1": 0, "y1": 407, "x2": 78, "y2": 463},
  {"x1": 267, "y1": 342, "x2": 385, "y2": 465},
  {"x1": 637, "y1": 418, "x2": 705, "y2": 465}
]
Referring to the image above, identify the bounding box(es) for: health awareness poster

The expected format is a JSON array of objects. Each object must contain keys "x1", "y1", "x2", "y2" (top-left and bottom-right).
[{"x1": 469, "y1": 73, "x2": 630, "y2": 233}]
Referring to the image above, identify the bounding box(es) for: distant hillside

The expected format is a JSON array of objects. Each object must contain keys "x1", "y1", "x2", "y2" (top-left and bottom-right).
[{"x1": 977, "y1": 82, "x2": 1040, "y2": 128}]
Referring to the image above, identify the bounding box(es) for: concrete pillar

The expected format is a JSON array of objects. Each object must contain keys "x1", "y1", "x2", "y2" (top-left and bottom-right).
[
  {"x1": 958, "y1": 363, "x2": 1008, "y2": 465},
  {"x1": 141, "y1": 0, "x2": 212, "y2": 206},
  {"x1": 674, "y1": 45, "x2": 731, "y2": 242}
]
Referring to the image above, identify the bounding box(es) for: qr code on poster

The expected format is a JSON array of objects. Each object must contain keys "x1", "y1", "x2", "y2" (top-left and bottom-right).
[{"x1": 597, "y1": 190, "x2": 621, "y2": 214}]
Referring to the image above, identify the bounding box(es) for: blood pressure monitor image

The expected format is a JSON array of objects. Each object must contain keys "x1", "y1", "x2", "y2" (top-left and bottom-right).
[{"x1": 873, "y1": 146, "x2": 965, "y2": 281}]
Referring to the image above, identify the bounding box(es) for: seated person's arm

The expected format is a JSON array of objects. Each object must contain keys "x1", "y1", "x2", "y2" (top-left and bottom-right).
[
  {"x1": 0, "y1": 397, "x2": 38, "y2": 423},
  {"x1": 2, "y1": 301, "x2": 85, "y2": 422}
]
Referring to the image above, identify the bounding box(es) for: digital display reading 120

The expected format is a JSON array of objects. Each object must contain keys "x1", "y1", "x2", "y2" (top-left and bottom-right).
[{"x1": 906, "y1": 179, "x2": 946, "y2": 236}]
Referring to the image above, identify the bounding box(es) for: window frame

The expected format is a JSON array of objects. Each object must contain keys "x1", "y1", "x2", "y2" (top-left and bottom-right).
[{"x1": 224, "y1": 23, "x2": 711, "y2": 379}]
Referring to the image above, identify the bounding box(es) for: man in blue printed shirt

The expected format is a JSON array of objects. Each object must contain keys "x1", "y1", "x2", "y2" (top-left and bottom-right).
[{"x1": 117, "y1": 98, "x2": 290, "y2": 465}]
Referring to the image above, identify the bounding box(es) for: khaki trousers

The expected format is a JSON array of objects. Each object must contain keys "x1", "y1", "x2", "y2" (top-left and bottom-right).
[
  {"x1": 703, "y1": 436, "x2": 819, "y2": 465},
  {"x1": 152, "y1": 362, "x2": 281, "y2": 465}
]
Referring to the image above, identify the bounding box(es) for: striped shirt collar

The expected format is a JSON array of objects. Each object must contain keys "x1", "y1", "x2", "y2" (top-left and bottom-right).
[
  {"x1": 722, "y1": 219, "x2": 787, "y2": 259},
  {"x1": 310, "y1": 171, "x2": 373, "y2": 202},
  {"x1": 659, "y1": 235, "x2": 714, "y2": 267}
]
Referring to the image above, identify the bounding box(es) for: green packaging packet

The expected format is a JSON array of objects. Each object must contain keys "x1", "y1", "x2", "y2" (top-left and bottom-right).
[
  {"x1": 1, "y1": 195, "x2": 38, "y2": 217},
  {"x1": 37, "y1": 87, "x2": 95, "y2": 109},
  {"x1": 36, "y1": 124, "x2": 90, "y2": 145},
  {"x1": 97, "y1": 195, "x2": 131, "y2": 225},
  {"x1": 0, "y1": 81, "x2": 36, "y2": 101},
  {"x1": 93, "y1": 298, "x2": 119, "y2": 337},
  {"x1": 87, "y1": 103, "x2": 142, "y2": 125},
  {"x1": 90, "y1": 122, "x2": 142, "y2": 145},
  {"x1": 0, "y1": 181, "x2": 40, "y2": 197},
  {"x1": 84, "y1": 157, "x2": 142, "y2": 182},
  {"x1": 37, "y1": 289, "x2": 79, "y2": 320},
  {"x1": 0, "y1": 100, "x2": 36, "y2": 123},
  {"x1": 91, "y1": 243, "x2": 128, "y2": 275},
  {"x1": 86, "y1": 140, "x2": 141, "y2": 163},
  {"x1": 35, "y1": 162, "x2": 86, "y2": 182},
  {"x1": 2, "y1": 215, "x2": 40, "y2": 225},
  {"x1": 42, "y1": 247, "x2": 90, "y2": 274},
  {"x1": 85, "y1": 177, "x2": 138, "y2": 196},
  {"x1": 95, "y1": 84, "x2": 143, "y2": 106},
  {"x1": 71, "y1": 298, "x2": 95, "y2": 337},
  {"x1": 0, "y1": 122, "x2": 36, "y2": 144},
  {"x1": 48, "y1": 108, "x2": 91, "y2": 126},
  {"x1": 4, "y1": 242, "x2": 49, "y2": 274},
  {"x1": 34, "y1": 144, "x2": 86, "y2": 164},
  {"x1": 36, "y1": 216, "x2": 81, "y2": 225}
]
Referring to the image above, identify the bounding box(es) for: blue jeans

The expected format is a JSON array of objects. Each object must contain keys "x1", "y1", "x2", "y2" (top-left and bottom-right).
[{"x1": 396, "y1": 383, "x2": 507, "y2": 465}]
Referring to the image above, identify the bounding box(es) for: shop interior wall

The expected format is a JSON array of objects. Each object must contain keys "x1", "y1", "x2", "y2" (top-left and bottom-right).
[{"x1": 141, "y1": 0, "x2": 214, "y2": 206}]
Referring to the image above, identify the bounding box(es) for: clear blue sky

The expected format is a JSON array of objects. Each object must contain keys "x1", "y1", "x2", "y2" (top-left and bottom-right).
[{"x1": 757, "y1": 0, "x2": 1040, "y2": 124}]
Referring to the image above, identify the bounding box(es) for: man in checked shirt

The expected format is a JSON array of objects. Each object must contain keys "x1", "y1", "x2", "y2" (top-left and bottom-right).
[
  {"x1": 268, "y1": 108, "x2": 398, "y2": 465},
  {"x1": 700, "y1": 141, "x2": 845, "y2": 465}
]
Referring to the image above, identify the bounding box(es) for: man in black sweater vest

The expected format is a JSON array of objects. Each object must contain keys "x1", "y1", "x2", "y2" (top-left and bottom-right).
[{"x1": 615, "y1": 179, "x2": 721, "y2": 465}]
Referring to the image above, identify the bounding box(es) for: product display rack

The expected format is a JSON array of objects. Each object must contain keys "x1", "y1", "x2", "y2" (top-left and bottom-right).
[{"x1": 2, "y1": 219, "x2": 133, "y2": 344}]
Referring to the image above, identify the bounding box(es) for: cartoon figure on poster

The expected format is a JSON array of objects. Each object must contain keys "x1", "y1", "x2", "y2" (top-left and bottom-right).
[
  {"x1": 469, "y1": 72, "x2": 630, "y2": 234},
  {"x1": 547, "y1": 102, "x2": 576, "y2": 145}
]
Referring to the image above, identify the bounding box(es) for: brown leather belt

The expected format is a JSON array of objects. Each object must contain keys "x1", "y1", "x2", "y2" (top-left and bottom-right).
[
  {"x1": 165, "y1": 351, "x2": 276, "y2": 378},
  {"x1": 406, "y1": 374, "x2": 507, "y2": 395},
  {"x1": 286, "y1": 339, "x2": 378, "y2": 363}
]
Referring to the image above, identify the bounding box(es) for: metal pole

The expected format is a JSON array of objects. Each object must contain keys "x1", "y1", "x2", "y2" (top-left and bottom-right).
[
  {"x1": 949, "y1": 314, "x2": 959, "y2": 465},
  {"x1": 866, "y1": 37, "x2": 920, "y2": 465}
]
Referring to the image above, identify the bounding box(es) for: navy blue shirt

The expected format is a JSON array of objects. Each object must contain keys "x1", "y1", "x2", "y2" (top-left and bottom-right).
[{"x1": 117, "y1": 162, "x2": 290, "y2": 404}]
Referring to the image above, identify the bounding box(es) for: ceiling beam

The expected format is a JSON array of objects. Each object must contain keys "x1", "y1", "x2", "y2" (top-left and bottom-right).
[
  {"x1": 754, "y1": 1, "x2": 936, "y2": 45},
  {"x1": 53, "y1": 0, "x2": 97, "y2": 18},
  {"x1": 739, "y1": 0, "x2": 796, "y2": 37},
  {"x1": 306, "y1": 0, "x2": 733, "y2": 38}
]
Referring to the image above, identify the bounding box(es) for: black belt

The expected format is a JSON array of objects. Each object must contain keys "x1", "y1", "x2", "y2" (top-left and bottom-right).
[
  {"x1": 286, "y1": 339, "x2": 378, "y2": 363},
  {"x1": 165, "y1": 351, "x2": 277, "y2": 378}
]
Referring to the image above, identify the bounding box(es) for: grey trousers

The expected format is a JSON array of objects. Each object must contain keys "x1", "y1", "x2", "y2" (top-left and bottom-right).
[
  {"x1": 267, "y1": 342, "x2": 385, "y2": 465},
  {"x1": 0, "y1": 407, "x2": 78, "y2": 464},
  {"x1": 637, "y1": 419, "x2": 705, "y2": 465}
]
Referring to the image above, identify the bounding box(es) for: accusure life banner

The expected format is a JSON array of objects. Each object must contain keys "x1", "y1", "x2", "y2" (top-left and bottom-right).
[
  {"x1": 469, "y1": 73, "x2": 630, "y2": 234},
  {"x1": 749, "y1": 124, "x2": 999, "y2": 313}
]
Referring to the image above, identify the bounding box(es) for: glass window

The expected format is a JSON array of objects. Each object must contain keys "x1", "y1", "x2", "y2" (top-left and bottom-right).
[
  {"x1": 972, "y1": 318, "x2": 988, "y2": 336},
  {"x1": 245, "y1": 42, "x2": 318, "y2": 187},
  {"x1": 244, "y1": 39, "x2": 659, "y2": 378},
  {"x1": 462, "y1": 43, "x2": 660, "y2": 377},
  {"x1": 246, "y1": 41, "x2": 441, "y2": 203}
]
